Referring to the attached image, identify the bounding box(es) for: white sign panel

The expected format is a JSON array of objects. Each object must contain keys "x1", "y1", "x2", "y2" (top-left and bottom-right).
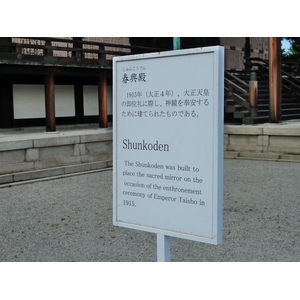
[{"x1": 113, "y1": 47, "x2": 224, "y2": 244}]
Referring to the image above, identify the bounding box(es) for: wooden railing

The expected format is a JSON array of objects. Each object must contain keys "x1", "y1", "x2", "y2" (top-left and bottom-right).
[
  {"x1": 0, "y1": 37, "x2": 165, "y2": 69},
  {"x1": 251, "y1": 57, "x2": 300, "y2": 100},
  {"x1": 224, "y1": 70, "x2": 250, "y2": 110},
  {"x1": 282, "y1": 61, "x2": 300, "y2": 77},
  {"x1": 282, "y1": 62, "x2": 300, "y2": 100}
]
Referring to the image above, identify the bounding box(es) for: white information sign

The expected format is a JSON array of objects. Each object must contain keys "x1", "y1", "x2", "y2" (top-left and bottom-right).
[{"x1": 113, "y1": 46, "x2": 224, "y2": 244}]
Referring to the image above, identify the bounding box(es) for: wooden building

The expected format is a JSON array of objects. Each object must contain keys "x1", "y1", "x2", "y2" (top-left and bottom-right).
[{"x1": 0, "y1": 37, "x2": 299, "y2": 130}]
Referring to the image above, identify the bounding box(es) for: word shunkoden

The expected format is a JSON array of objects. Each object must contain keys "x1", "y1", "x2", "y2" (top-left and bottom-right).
[{"x1": 123, "y1": 139, "x2": 169, "y2": 152}]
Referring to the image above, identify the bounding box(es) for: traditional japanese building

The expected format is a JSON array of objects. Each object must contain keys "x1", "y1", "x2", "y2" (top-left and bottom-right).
[{"x1": 0, "y1": 37, "x2": 298, "y2": 130}]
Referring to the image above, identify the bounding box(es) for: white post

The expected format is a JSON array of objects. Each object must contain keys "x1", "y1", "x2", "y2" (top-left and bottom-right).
[{"x1": 157, "y1": 234, "x2": 170, "y2": 262}]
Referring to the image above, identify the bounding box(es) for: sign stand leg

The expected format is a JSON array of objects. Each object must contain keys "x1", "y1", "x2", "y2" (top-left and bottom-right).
[{"x1": 157, "y1": 234, "x2": 170, "y2": 262}]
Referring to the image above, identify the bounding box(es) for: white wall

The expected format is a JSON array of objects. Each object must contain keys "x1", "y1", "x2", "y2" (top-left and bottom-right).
[
  {"x1": 83, "y1": 86, "x2": 98, "y2": 116},
  {"x1": 83, "y1": 85, "x2": 112, "y2": 116},
  {"x1": 13, "y1": 84, "x2": 112, "y2": 119},
  {"x1": 13, "y1": 85, "x2": 75, "y2": 119},
  {"x1": 55, "y1": 85, "x2": 75, "y2": 117},
  {"x1": 13, "y1": 85, "x2": 45, "y2": 119}
]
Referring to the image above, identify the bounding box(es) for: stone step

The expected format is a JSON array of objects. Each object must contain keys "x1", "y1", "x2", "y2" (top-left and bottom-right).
[
  {"x1": 224, "y1": 151, "x2": 300, "y2": 162},
  {"x1": 242, "y1": 116, "x2": 270, "y2": 124},
  {"x1": 0, "y1": 160, "x2": 112, "y2": 187}
]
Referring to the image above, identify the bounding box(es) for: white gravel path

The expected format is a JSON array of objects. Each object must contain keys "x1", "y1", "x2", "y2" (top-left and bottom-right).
[{"x1": 1, "y1": 159, "x2": 299, "y2": 262}]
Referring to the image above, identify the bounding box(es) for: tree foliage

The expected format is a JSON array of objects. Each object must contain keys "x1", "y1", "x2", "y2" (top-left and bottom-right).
[{"x1": 282, "y1": 38, "x2": 300, "y2": 62}]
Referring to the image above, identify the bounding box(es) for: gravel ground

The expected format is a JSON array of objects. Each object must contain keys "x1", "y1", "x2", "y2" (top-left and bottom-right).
[{"x1": 0, "y1": 159, "x2": 299, "y2": 262}]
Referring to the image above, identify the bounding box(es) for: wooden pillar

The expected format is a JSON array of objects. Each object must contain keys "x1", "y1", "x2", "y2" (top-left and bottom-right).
[
  {"x1": 249, "y1": 68, "x2": 258, "y2": 117},
  {"x1": 98, "y1": 76, "x2": 108, "y2": 128},
  {"x1": 45, "y1": 71, "x2": 56, "y2": 131},
  {"x1": 44, "y1": 39, "x2": 53, "y2": 56},
  {"x1": 269, "y1": 37, "x2": 282, "y2": 123}
]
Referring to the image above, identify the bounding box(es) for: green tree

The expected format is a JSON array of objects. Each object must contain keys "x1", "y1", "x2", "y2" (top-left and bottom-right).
[{"x1": 282, "y1": 37, "x2": 300, "y2": 62}]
